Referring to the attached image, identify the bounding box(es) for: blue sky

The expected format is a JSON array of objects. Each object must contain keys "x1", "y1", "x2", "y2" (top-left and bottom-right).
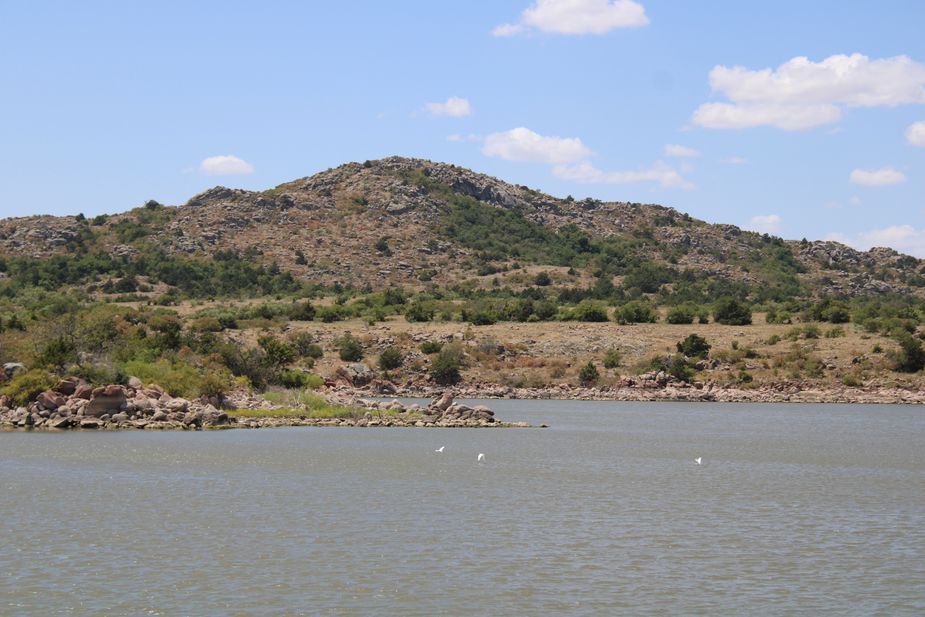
[{"x1": 1, "y1": 1, "x2": 924, "y2": 254}]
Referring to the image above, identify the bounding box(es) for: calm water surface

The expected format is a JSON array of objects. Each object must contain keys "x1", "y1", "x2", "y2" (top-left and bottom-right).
[{"x1": 2, "y1": 401, "x2": 924, "y2": 616}]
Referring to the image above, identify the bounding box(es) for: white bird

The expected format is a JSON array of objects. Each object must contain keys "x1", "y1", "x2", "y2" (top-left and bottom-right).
[
  {"x1": 477, "y1": 453, "x2": 485, "y2": 463},
  {"x1": 435, "y1": 446, "x2": 444, "y2": 453},
  {"x1": 694, "y1": 457, "x2": 702, "y2": 465}
]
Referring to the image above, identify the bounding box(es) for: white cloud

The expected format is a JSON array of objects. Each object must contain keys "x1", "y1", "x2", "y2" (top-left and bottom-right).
[
  {"x1": 748, "y1": 214, "x2": 782, "y2": 234},
  {"x1": 849, "y1": 195, "x2": 862, "y2": 206},
  {"x1": 849, "y1": 167, "x2": 907, "y2": 186},
  {"x1": 692, "y1": 54, "x2": 925, "y2": 130},
  {"x1": 907, "y1": 120, "x2": 925, "y2": 146},
  {"x1": 828, "y1": 226, "x2": 925, "y2": 258},
  {"x1": 724, "y1": 155, "x2": 748, "y2": 165},
  {"x1": 424, "y1": 97, "x2": 472, "y2": 117},
  {"x1": 663, "y1": 144, "x2": 699, "y2": 158},
  {"x1": 482, "y1": 127, "x2": 591, "y2": 164},
  {"x1": 494, "y1": 0, "x2": 648, "y2": 36},
  {"x1": 552, "y1": 160, "x2": 693, "y2": 189},
  {"x1": 199, "y1": 155, "x2": 254, "y2": 176}
]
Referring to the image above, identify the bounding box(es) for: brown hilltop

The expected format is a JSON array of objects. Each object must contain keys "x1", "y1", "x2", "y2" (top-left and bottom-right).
[{"x1": 0, "y1": 156, "x2": 921, "y2": 296}]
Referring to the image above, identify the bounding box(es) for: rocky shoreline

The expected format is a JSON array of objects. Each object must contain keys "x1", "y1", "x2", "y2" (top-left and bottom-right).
[
  {"x1": 343, "y1": 373, "x2": 925, "y2": 405},
  {"x1": 0, "y1": 377, "x2": 527, "y2": 431}
]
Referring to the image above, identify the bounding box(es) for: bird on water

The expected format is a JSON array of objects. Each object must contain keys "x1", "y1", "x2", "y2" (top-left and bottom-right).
[
  {"x1": 695, "y1": 457, "x2": 702, "y2": 465},
  {"x1": 435, "y1": 446, "x2": 444, "y2": 453},
  {"x1": 477, "y1": 453, "x2": 485, "y2": 463}
]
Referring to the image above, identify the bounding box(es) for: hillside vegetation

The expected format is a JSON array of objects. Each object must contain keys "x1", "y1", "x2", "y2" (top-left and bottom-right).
[{"x1": 1, "y1": 156, "x2": 924, "y2": 401}]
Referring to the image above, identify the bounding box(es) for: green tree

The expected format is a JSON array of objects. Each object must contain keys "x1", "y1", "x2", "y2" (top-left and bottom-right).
[
  {"x1": 336, "y1": 333, "x2": 364, "y2": 362},
  {"x1": 893, "y1": 334, "x2": 925, "y2": 373},
  {"x1": 603, "y1": 349, "x2": 622, "y2": 369},
  {"x1": 378, "y1": 346, "x2": 404, "y2": 370},
  {"x1": 713, "y1": 297, "x2": 752, "y2": 325},
  {"x1": 578, "y1": 361, "x2": 600, "y2": 385},
  {"x1": 430, "y1": 344, "x2": 463, "y2": 385},
  {"x1": 676, "y1": 334, "x2": 711, "y2": 359},
  {"x1": 258, "y1": 336, "x2": 296, "y2": 367}
]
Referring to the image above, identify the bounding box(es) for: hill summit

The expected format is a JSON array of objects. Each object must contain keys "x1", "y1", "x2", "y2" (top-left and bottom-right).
[{"x1": 0, "y1": 156, "x2": 921, "y2": 299}]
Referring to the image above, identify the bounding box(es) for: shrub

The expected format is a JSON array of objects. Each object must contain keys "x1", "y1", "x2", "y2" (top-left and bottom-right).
[
  {"x1": 336, "y1": 333, "x2": 364, "y2": 362},
  {"x1": 378, "y1": 346, "x2": 404, "y2": 370},
  {"x1": 405, "y1": 301, "x2": 435, "y2": 323},
  {"x1": 278, "y1": 369, "x2": 312, "y2": 389},
  {"x1": 290, "y1": 333, "x2": 323, "y2": 359},
  {"x1": 37, "y1": 336, "x2": 78, "y2": 369},
  {"x1": 714, "y1": 297, "x2": 752, "y2": 325},
  {"x1": 119, "y1": 359, "x2": 204, "y2": 398},
  {"x1": 666, "y1": 305, "x2": 696, "y2": 324},
  {"x1": 578, "y1": 361, "x2": 600, "y2": 385},
  {"x1": 892, "y1": 334, "x2": 925, "y2": 373},
  {"x1": 602, "y1": 349, "x2": 622, "y2": 369},
  {"x1": 430, "y1": 344, "x2": 463, "y2": 385},
  {"x1": 533, "y1": 271, "x2": 552, "y2": 286},
  {"x1": 190, "y1": 316, "x2": 224, "y2": 333},
  {"x1": 198, "y1": 371, "x2": 232, "y2": 399},
  {"x1": 467, "y1": 310, "x2": 498, "y2": 326},
  {"x1": 825, "y1": 326, "x2": 845, "y2": 339},
  {"x1": 676, "y1": 334, "x2": 711, "y2": 359},
  {"x1": 289, "y1": 301, "x2": 316, "y2": 321},
  {"x1": 258, "y1": 336, "x2": 296, "y2": 367},
  {"x1": 569, "y1": 301, "x2": 609, "y2": 322},
  {"x1": 0, "y1": 369, "x2": 57, "y2": 406},
  {"x1": 615, "y1": 301, "x2": 658, "y2": 324},
  {"x1": 667, "y1": 355, "x2": 694, "y2": 382},
  {"x1": 420, "y1": 341, "x2": 443, "y2": 354}
]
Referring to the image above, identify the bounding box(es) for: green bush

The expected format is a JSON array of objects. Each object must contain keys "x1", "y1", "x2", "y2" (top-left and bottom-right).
[
  {"x1": 0, "y1": 369, "x2": 57, "y2": 406},
  {"x1": 430, "y1": 344, "x2": 463, "y2": 385},
  {"x1": 37, "y1": 336, "x2": 78, "y2": 369},
  {"x1": 676, "y1": 334, "x2": 711, "y2": 359},
  {"x1": 667, "y1": 355, "x2": 694, "y2": 382},
  {"x1": 578, "y1": 361, "x2": 600, "y2": 385},
  {"x1": 603, "y1": 349, "x2": 622, "y2": 369},
  {"x1": 533, "y1": 271, "x2": 552, "y2": 286},
  {"x1": 420, "y1": 341, "x2": 443, "y2": 354},
  {"x1": 119, "y1": 359, "x2": 205, "y2": 398},
  {"x1": 666, "y1": 305, "x2": 695, "y2": 324},
  {"x1": 336, "y1": 333, "x2": 364, "y2": 362},
  {"x1": 893, "y1": 334, "x2": 925, "y2": 373},
  {"x1": 714, "y1": 297, "x2": 752, "y2": 325},
  {"x1": 569, "y1": 301, "x2": 609, "y2": 322},
  {"x1": 278, "y1": 369, "x2": 312, "y2": 389},
  {"x1": 290, "y1": 333, "x2": 323, "y2": 359},
  {"x1": 289, "y1": 301, "x2": 316, "y2": 321},
  {"x1": 615, "y1": 301, "x2": 658, "y2": 324},
  {"x1": 405, "y1": 301, "x2": 435, "y2": 323},
  {"x1": 378, "y1": 346, "x2": 404, "y2": 370},
  {"x1": 258, "y1": 336, "x2": 296, "y2": 367}
]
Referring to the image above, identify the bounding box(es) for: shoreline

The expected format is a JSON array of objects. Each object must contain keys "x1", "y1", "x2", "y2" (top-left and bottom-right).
[
  {"x1": 340, "y1": 380, "x2": 925, "y2": 405},
  {"x1": 0, "y1": 384, "x2": 531, "y2": 432}
]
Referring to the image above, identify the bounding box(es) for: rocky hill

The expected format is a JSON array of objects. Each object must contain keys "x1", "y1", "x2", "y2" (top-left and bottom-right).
[{"x1": 1, "y1": 156, "x2": 922, "y2": 299}]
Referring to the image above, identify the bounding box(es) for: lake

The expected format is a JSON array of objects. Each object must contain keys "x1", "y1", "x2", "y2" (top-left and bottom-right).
[{"x1": 2, "y1": 400, "x2": 924, "y2": 615}]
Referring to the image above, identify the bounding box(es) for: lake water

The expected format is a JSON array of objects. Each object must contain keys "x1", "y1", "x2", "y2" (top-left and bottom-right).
[{"x1": 2, "y1": 401, "x2": 924, "y2": 616}]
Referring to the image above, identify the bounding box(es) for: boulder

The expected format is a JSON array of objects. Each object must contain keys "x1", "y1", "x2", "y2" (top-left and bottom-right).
[
  {"x1": 430, "y1": 390, "x2": 454, "y2": 412},
  {"x1": 166, "y1": 398, "x2": 190, "y2": 413},
  {"x1": 336, "y1": 363, "x2": 375, "y2": 387},
  {"x1": 2, "y1": 363, "x2": 26, "y2": 379},
  {"x1": 127, "y1": 376, "x2": 144, "y2": 389},
  {"x1": 36, "y1": 390, "x2": 66, "y2": 410},
  {"x1": 73, "y1": 384, "x2": 94, "y2": 400},
  {"x1": 54, "y1": 377, "x2": 81, "y2": 396},
  {"x1": 85, "y1": 385, "x2": 127, "y2": 417}
]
